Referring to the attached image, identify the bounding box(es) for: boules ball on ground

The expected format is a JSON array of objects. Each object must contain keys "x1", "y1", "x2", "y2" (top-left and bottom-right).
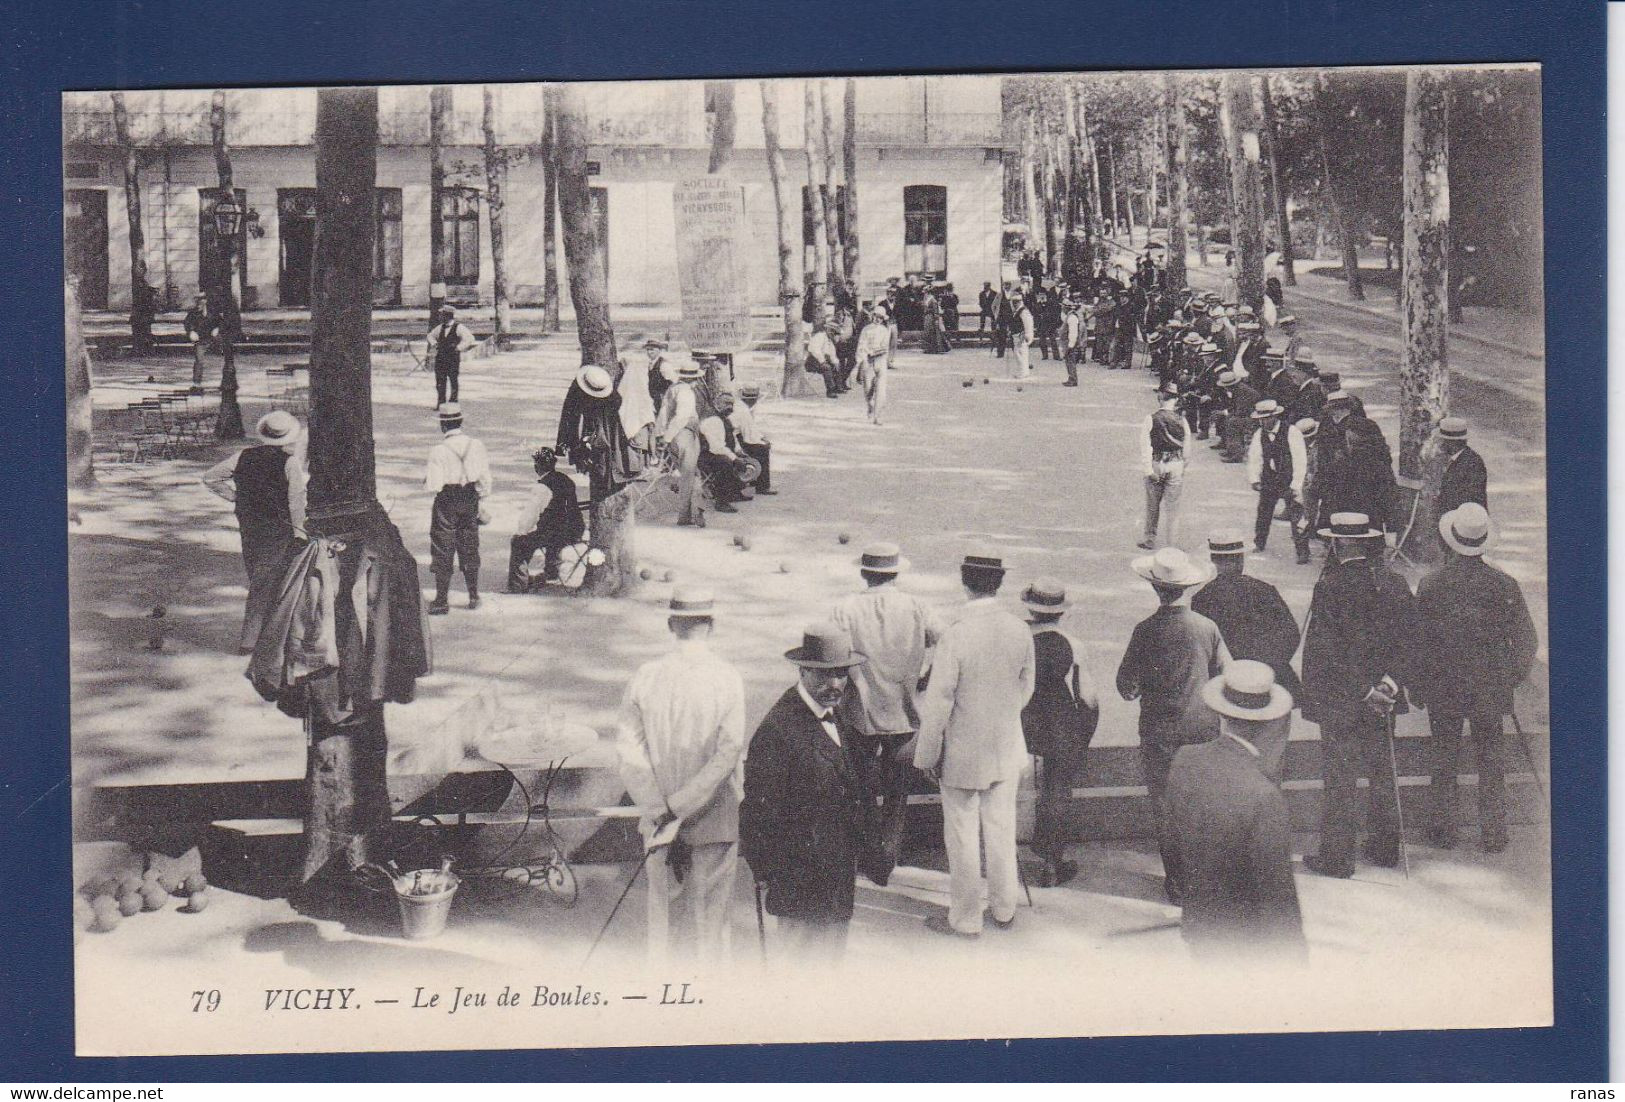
[
  {"x1": 778, "y1": 562, "x2": 790, "y2": 574},
  {"x1": 183, "y1": 873, "x2": 208, "y2": 894},
  {"x1": 661, "y1": 570, "x2": 675, "y2": 583},
  {"x1": 117, "y1": 891, "x2": 142, "y2": 917},
  {"x1": 731, "y1": 534, "x2": 742, "y2": 547},
  {"x1": 91, "y1": 897, "x2": 121, "y2": 932},
  {"x1": 837, "y1": 532, "x2": 851, "y2": 544},
  {"x1": 183, "y1": 891, "x2": 210, "y2": 914},
  {"x1": 638, "y1": 567, "x2": 653, "y2": 581},
  {"x1": 738, "y1": 537, "x2": 752, "y2": 551},
  {"x1": 140, "y1": 884, "x2": 169, "y2": 911}
]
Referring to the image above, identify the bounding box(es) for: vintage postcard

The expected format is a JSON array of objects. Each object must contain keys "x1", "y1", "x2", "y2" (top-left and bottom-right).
[{"x1": 64, "y1": 64, "x2": 1549, "y2": 1055}]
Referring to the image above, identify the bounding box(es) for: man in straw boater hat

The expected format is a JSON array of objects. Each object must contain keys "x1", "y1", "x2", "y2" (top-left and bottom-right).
[
  {"x1": 829, "y1": 542, "x2": 944, "y2": 885},
  {"x1": 423, "y1": 401, "x2": 492, "y2": 614},
  {"x1": 1116, "y1": 547, "x2": 1230, "y2": 902},
  {"x1": 1018, "y1": 579, "x2": 1099, "y2": 888},
  {"x1": 1191, "y1": 531, "x2": 1304, "y2": 705},
  {"x1": 424, "y1": 304, "x2": 477, "y2": 409},
  {"x1": 655, "y1": 355, "x2": 707, "y2": 526},
  {"x1": 1214, "y1": 367, "x2": 1262, "y2": 464},
  {"x1": 1165, "y1": 660, "x2": 1306, "y2": 962},
  {"x1": 913, "y1": 549, "x2": 1035, "y2": 937},
  {"x1": 854, "y1": 302, "x2": 894, "y2": 424},
  {"x1": 616, "y1": 588, "x2": 747, "y2": 964},
  {"x1": 202, "y1": 409, "x2": 308, "y2": 652},
  {"x1": 740, "y1": 623, "x2": 869, "y2": 964},
  {"x1": 1431, "y1": 416, "x2": 1489, "y2": 519},
  {"x1": 1301, "y1": 513, "x2": 1422, "y2": 878},
  {"x1": 1414, "y1": 503, "x2": 1539, "y2": 854},
  {"x1": 728, "y1": 384, "x2": 775, "y2": 496},
  {"x1": 1246, "y1": 398, "x2": 1312, "y2": 563}
]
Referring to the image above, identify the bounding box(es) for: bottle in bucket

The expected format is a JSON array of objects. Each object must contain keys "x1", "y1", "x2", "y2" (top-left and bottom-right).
[{"x1": 394, "y1": 857, "x2": 459, "y2": 941}]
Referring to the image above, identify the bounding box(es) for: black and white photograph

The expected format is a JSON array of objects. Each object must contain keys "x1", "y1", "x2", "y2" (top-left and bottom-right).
[{"x1": 62, "y1": 65, "x2": 1551, "y2": 1055}]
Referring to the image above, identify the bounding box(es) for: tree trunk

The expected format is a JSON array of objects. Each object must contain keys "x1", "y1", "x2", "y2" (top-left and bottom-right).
[
  {"x1": 1062, "y1": 83, "x2": 1081, "y2": 279},
  {"x1": 111, "y1": 93, "x2": 153, "y2": 353},
  {"x1": 706, "y1": 80, "x2": 736, "y2": 174},
  {"x1": 1106, "y1": 139, "x2": 1122, "y2": 241},
  {"x1": 301, "y1": 86, "x2": 392, "y2": 882},
  {"x1": 482, "y1": 86, "x2": 510, "y2": 343},
  {"x1": 555, "y1": 84, "x2": 634, "y2": 597},
  {"x1": 804, "y1": 82, "x2": 831, "y2": 322},
  {"x1": 1313, "y1": 73, "x2": 1365, "y2": 301},
  {"x1": 817, "y1": 80, "x2": 845, "y2": 290},
  {"x1": 541, "y1": 91, "x2": 561, "y2": 331},
  {"x1": 429, "y1": 86, "x2": 451, "y2": 322},
  {"x1": 842, "y1": 78, "x2": 860, "y2": 290},
  {"x1": 1221, "y1": 72, "x2": 1267, "y2": 313},
  {"x1": 1120, "y1": 141, "x2": 1138, "y2": 243},
  {"x1": 1020, "y1": 108, "x2": 1041, "y2": 246},
  {"x1": 66, "y1": 276, "x2": 94, "y2": 488},
  {"x1": 1400, "y1": 68, "x2": 1451, "y2": 489},
  {"x1": 209, "y1": 90, "x2": 244, "y2": 440},
  {"x1": 1257, "y1": 75, "x2": 1295, "y2": 286},
  {"x1": 1162, "y1": 73, "x2": 1190, "y2": 292},
  {"x1": 761, "y1": 82, "x2": 811, "y2": 397},
  {"x1": 1082, "y1": 102, "x2": 1106, "y2": 231},
  {"x1": 1040, "y1": 120, "x2": 1058, "y2": 276}
]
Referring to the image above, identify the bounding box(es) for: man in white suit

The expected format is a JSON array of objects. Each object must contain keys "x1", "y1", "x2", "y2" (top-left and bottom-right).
[{"x1": 913, "y1": 549, "x2": 1037, "y2": 937}]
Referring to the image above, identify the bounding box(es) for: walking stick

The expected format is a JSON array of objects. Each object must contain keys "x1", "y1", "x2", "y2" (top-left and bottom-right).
[
  {"x1": 1383, "y1": 710, "x2": 1411, "y2": 880},
  {"x1": 1508, "y1": 709, "x2": 1549, "y2": 810},
  {"x1": 584, "y1": 846, "x2": 655, "y2": 965},
  {"x1": 752, "y1": 878, "x2": 768, "y2": 961}
]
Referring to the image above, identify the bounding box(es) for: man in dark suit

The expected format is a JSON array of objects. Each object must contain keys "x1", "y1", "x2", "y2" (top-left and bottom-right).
[
  {"x1": 1191, "y1": 532, "x2": 1304, "y2": 702},
  {"x1": 978, "y1": 282, "x2": 998, "y2": 332},
  {"x1": 1215, "y1": 369, "x2": 1261, "y2": 464},
  {"x1": 1415, "y1": 504, "x2": 1539, "y2": 853},
  {"x1": 1166, "y1": 660, "x2": 1306, "y2": 962},
  {"x1": 1301, "y1": 513, "x2": 1422, "y2": 878},
  {"x1": 1433, "y1": 416, "x2": 1489, "y2": 516},
  {"x1": 740, "y1": 623, "x2": 868, "y2": 963}
]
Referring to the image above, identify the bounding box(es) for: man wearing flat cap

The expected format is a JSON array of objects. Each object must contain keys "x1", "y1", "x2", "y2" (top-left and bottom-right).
[
  {"x1": 425, "y1": 305, "x2": 477, "y2": 409},
  {"x1": 830, "y1": 543, "x2": 943, "y2": 885},
  {"x1": 914, "y1": 550, "x2": 1035, "y2": 937},
  {"x1": 1301, "y1": 513, "x2": 1422, "y2": 878},
  {"x1": 1165, "y1": 660, "x2": 1306, "y2": 962},
  {"x1": 1414, "y1": 504, "x2": 1538, "y2": 853},
  {"x1": 1117, "y1": 548, "x2": 1231, "y2": 901},
  {"x1": 616, "y1": 588, "x2": 747, "y2": 964},
  {"x1": 741, "y1": 624, "x2": 868, "y2": 963}
]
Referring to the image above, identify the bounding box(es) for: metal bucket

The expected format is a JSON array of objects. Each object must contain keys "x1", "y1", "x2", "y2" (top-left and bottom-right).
[{"x1": 392, "y1": 869, "x2": 460, "y2": 940}]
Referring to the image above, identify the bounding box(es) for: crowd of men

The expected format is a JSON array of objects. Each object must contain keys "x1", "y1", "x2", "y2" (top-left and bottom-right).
[{"x1": 194, "y1": 251, "x2": 1540, "y2": 972}]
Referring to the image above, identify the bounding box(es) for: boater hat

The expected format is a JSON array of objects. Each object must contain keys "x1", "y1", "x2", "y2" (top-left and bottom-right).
[
  {"x1": 961, "y1": 547, "x2": 1006, "y2": 575},
  {"x1": 1200, "y1": 341, "x2": 1221, "y2": 356},
  {"x1": 1216, "y1": 370, "x2": 1240, "y2": 388},
  {"x1": 1324, "y1": 389, "x2": 1354, "y2": 406},
  {"x1": 674, "y1": 357, "x2": 704, "y2": 381},
  {"x1": 1277, "y1": 313, "x2": 1298, "y2": 327},
  {"x1": 1207, "y1": 530, "x2": 1248, "y2": 557},
  {"x1": 1438, "y1": 416, "x2": 1469, "y2": 441},
  {"x1": 1020, "y1": 577, "x2": 1071, "y2": 615},
  {"x1": 1147, "y1": 331, "x2": 1166, "y2": 345},
  {"x1": 667, "y1": 587, "x2": 716, "y2": 619},
  {"x1": 1183, "y1": 331, "x2": 1205, "y2": 346},
  {"x1": 1439, "y1": 502, "x2": 1494, "y2": 557},
  {"x1": 1251, "y1": 399, "x2": 1283, "y2": 420},
  {"x1": 1202, "y1": 659, "x2": 1293, "y2": 722},
  {"x1": 255, "y1": 410, "x2": 302, "y2": 445},
  {"x1": 436, "y1": 401, "x2": 463, "y2": 423},
  {"x1": 857, "y1": 541, "x2": 910, "y2": 574},
  {"x1": 576, "y1": 364, "x2": 615, "y2": 398},
  {"x1": 1295, "y1": 417, "x2": 1319, "y2": 440},
  {"x1": 1317, "y1": 511, "x2": 1384, "y2": 540},
  {"x1": 784, "y1": 622, "x2": 866, "y2": 669},
  {"x1": 1132, "y1": 547, "x2": 1215, "y2": 589}
]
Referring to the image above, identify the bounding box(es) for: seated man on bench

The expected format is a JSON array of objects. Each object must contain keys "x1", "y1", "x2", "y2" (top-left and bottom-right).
[
  {"x1": 508, "y1": 446, "x2": 585, "y2": 592},
  {"x1": 697, "y1": 391, "x2": 749, "y2": 515}
]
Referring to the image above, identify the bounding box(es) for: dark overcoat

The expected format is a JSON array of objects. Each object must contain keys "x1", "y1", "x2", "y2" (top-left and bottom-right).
[
  {"x1": 1191, "y1": 573, "x2": 1304, "y2": 700},
  {"x1": 1166, "y1": 735, "x2": 1306, "y2": 960},
  {"x1": 1437, "y1": 444, "x2": 1489, "y2": 516},
  {"x1": 740, "y1": 687, "x2": 866, "y2": 923},
  {"x1": 1415, "y1": 556, "x2": 1539, "y2": 716},
  {"x1": 1300, "y1": 556, "x2": 1420, "y2": 725}
]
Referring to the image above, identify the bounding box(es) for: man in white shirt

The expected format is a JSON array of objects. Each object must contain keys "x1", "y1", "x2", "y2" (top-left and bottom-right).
[
  {"x1": 616, "y1": 588, "x2": 747, "y2": 965},
  {"x1": 1009, "y1": 292, "x2": 1035, "y2": 380},
  {"x1": 1062, "y1": 299, "x2": 1085, "y2": 387},
  {"x1": 829, "y1": 542, "x2": 942, "y2": 885},
  {"x1": 1246, "y1": 399, "x2": 1310, "y2": 561},
  {"x1": 806, "y1": 320, "x2": 842, "y2": 398},
  {"x1": 202, "y1": 409, "x2": 308, "y2": 653},
  {"x1": 655, "y1": 358, "x2": 705, "y2": 526},
  {"x1": 914, "y1": 550, "x2": 1036, "y2": 937},
  {"x1": 728, "y1": 385, "x2": 775, "y2": 496},
  {"x1": 1139, "y1": 383, "x2": 1189, "y2": 550},
  {"x1": 855, "y1": 306, "x2": 892, "y2": 426},
  {"x1": 423, "y1": 402, "x2": 492, "y2": 613},
  {"x1": 424, "y1": 305, "x2": 478, "y2": 409}
]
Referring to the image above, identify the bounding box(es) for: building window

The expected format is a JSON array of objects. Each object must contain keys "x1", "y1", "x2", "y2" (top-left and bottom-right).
[
  {"x1": 903, "y1": 184, "x2": 947, "y2": 279},
  {"x1": 442, "y1": 185, "x2": 480, "y2": 287},
  {"x1": 801, "y1": 184, "x2": 849, "y2": 275}
]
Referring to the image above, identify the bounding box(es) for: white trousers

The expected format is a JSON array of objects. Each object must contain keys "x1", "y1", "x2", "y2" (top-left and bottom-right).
[
  {"x1": 940, "y1": 778, "x2": 1019, "y2": 934},
  {"x1": 645, "y1": 840, "x2": 737, "y2": 967},
  {"x1": 1011, "y1": 341, "x2": 1031, "y2": 380}
]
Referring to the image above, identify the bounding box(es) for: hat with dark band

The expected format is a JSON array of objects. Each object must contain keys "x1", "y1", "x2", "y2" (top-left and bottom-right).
[
  {"x1": 576, "y1": 364, "x2": 615, "y2": 399},
  {"x1": 1438, "y1": 416, "x2": 1469, "y2": 441},
  {"x1": 1020, "y1": 577, "x2": 1071, "y2": 615},
  {"x1": 1251, "y1": 399, "x2": 1283, "y2": 420},
  {"x1": 1439, "y1": 502, "x2": 1494, "y2": 557},
  {"x1": 1202, "y1": 659, "x2": 1293, "y2": 722},
  {"x1": 436, "y1": 401, "x2": 463, "y2": 423},
  {"x1": 961, "y1": 548, "x2": 1006, "y2": 574},
  {"x1": 857, "y1": 541, "x2": 909, "y2": 574},
  {"x1": 1158, "y1": 381, "x2": 1180, "y2": 399},
  {"x1": 1133, "y1": 547, "x2": 1215, "y2": 589},
  {"x1": 1207, "y1": 530, "x2": 1247, "y2": 557},
  {"x1": 1183, "y1": 331, "x2": 1204, "y2": 346},
  {"x1": 1277, "y1": 313, "x2": 1298, "y2": 327},
  {"x1": 784, "y1": 622, "x2": 867, "y2": 669},
  {"x1": 1317, "y1": 511, "x2": 1384, "y2": 540},
  {"x1": 668, "y1": 587, "x2": 716, "y2": 619},
  {"x1": 1295, "y1": 417, "x2": 1319, "y2": 440},
  {"x1": 675, "y1": 358, "x2": 704, "y2": 381},
  {"x1": 1200, "y1": 341, "x2": 1220, "y2": 355},
  {"x1": 1216, "y1": 370, "x2": 1240, "y2": 388},
  {"x1": 255, "y1": 410, "x2": 302, "y2": 445},
  {"x1": 1147, "y1": 331, "x2": 1166, "y2": 345},
  {"x1": 1325, "y1": 389, "x2": 1353, "y2": 406}
]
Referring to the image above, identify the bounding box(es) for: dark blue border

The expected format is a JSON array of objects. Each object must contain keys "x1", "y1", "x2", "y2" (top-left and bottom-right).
[{"x1": 2, "y1": 0, "x2": 1605, "y2": 1081}]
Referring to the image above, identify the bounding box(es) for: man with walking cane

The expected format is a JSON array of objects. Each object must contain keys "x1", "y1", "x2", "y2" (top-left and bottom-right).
[
  {"x1": 1301, "y1": 514, "x2": 1422, "y2": 879},
  {"x1": 1414, "y1": 503, "x2": 1540, "y2": 853},
  {"x1": 615, "y1": 588, "x2": 747, "y2": 965},
  {"x1": 740, "y1": 624, "x2": 869, "y2": 965}
]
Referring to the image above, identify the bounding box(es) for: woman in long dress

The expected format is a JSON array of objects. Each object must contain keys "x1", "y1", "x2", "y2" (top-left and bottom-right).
[{"x1": 922, "y1": 289, "x2": 952, "y2": 355}]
